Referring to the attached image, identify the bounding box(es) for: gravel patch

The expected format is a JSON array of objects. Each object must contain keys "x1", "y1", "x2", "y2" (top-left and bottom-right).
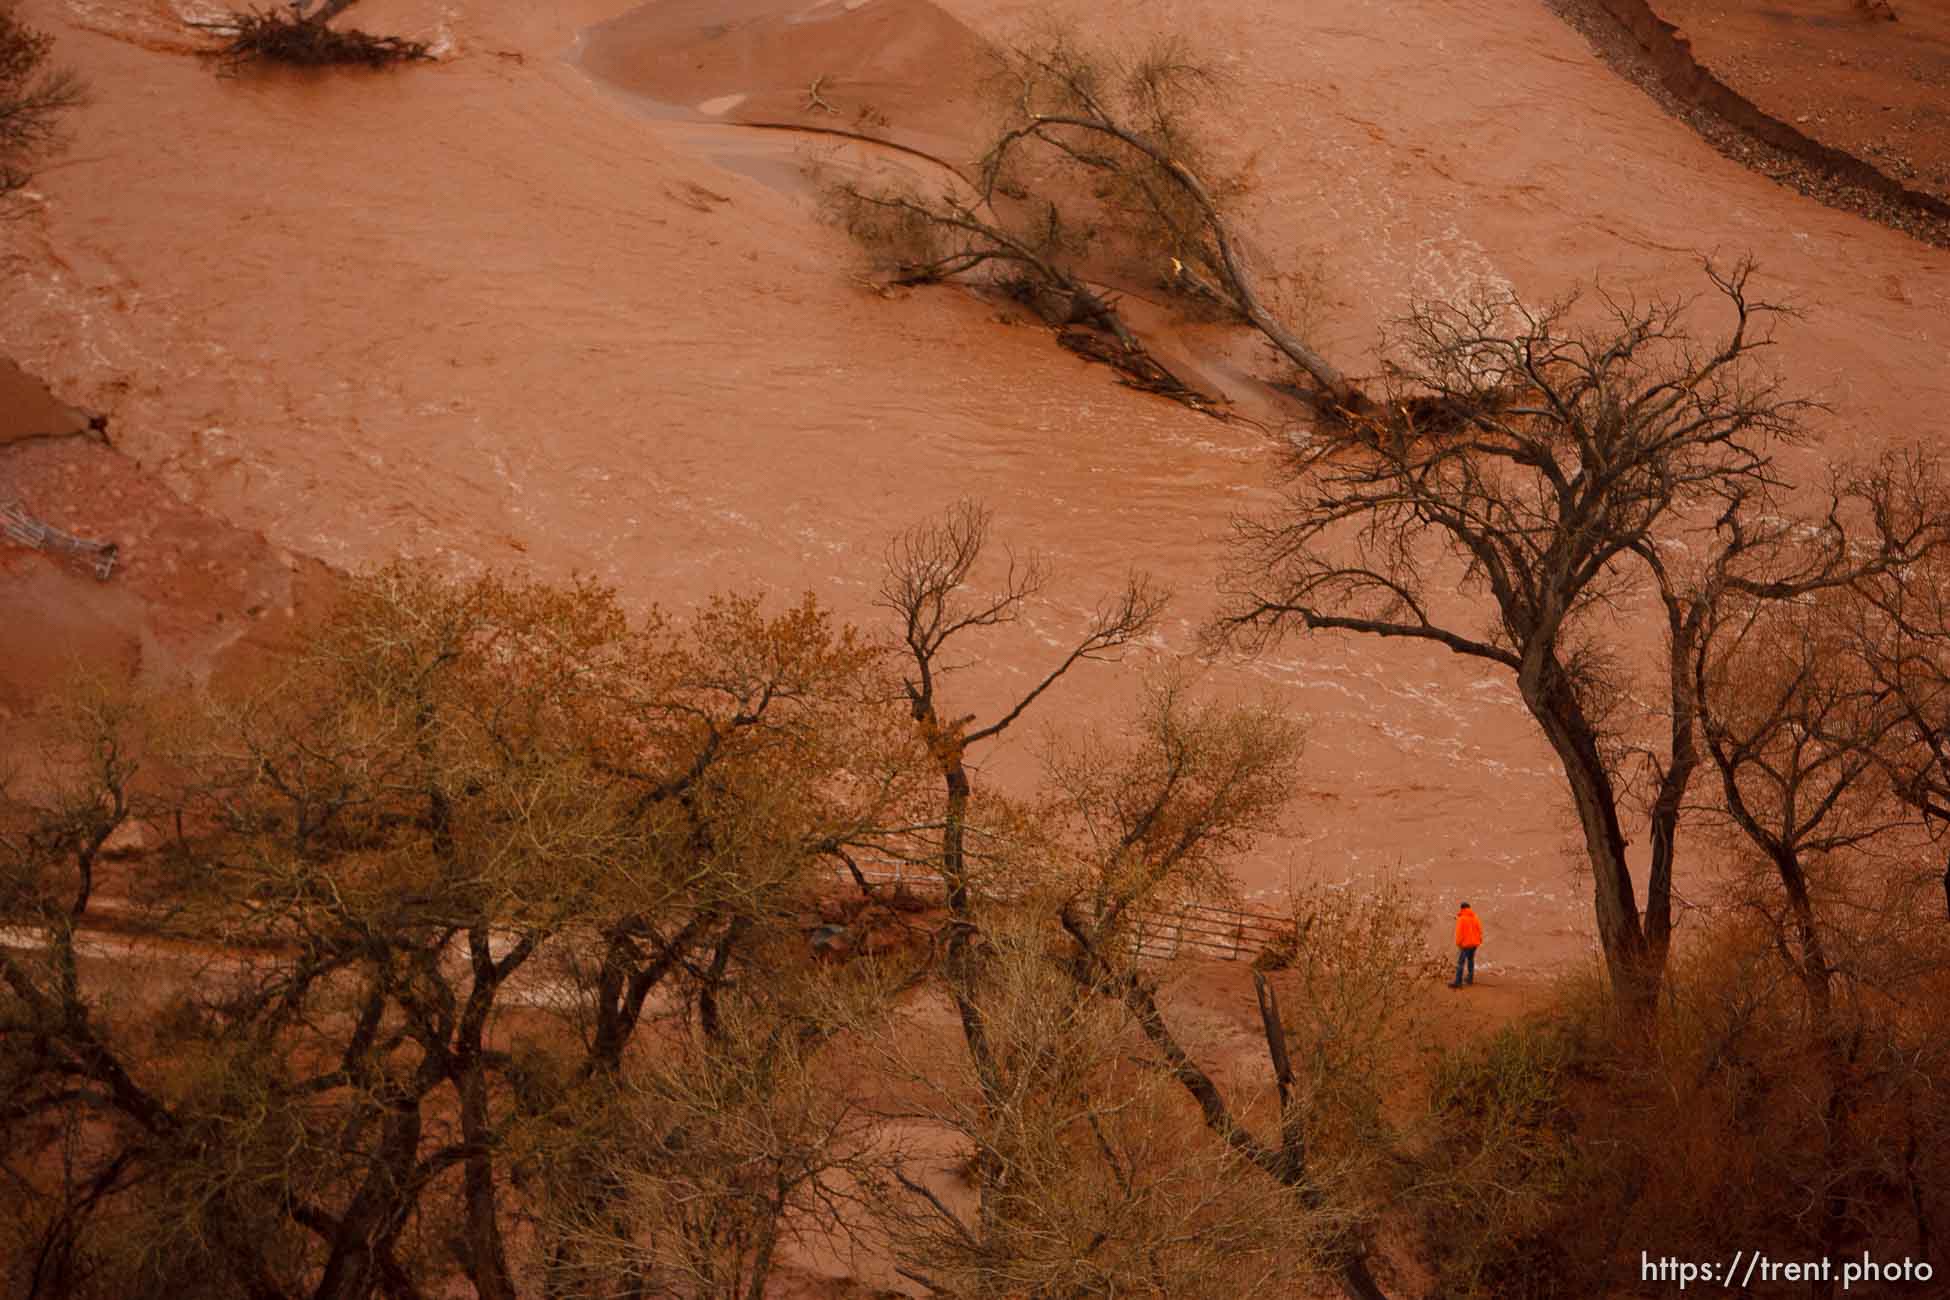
[{"x1": 1543, "y1": 0, "x2": 1950, "y2": 249}]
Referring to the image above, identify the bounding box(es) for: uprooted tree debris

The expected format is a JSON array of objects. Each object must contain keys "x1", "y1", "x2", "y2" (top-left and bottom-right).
[
  {"x1": 194, "y1": 0, "x2": 429, "y2": 70},
  {"x1": 830, "y1": 31, "x2": 1365, "y2": 418}
]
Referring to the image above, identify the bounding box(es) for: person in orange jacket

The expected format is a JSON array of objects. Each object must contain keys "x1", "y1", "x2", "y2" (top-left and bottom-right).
[{"x1": 1450, "y1": 901, "x2": 1483, "y2": 988}]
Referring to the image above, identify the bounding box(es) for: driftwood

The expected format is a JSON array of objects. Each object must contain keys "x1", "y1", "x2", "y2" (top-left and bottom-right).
[{"x1": 802, "y1": 74, "x2": 840, "y2": 116}]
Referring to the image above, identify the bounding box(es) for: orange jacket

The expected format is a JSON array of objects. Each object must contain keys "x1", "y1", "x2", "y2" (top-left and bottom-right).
[{"x1": 1455, "y1": 907, "x2": 1483, "y2": 949}]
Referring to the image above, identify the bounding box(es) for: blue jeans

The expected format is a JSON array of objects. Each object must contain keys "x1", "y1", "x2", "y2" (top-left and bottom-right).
[{"x1": 1453, "y1": 946, "x2": 1477, "y2": 986}]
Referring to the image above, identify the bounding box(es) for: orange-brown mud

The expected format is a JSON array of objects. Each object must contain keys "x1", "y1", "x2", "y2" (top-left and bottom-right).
[{"x1": 2, "y1": 0, "x2": 1946, "y2": 979}]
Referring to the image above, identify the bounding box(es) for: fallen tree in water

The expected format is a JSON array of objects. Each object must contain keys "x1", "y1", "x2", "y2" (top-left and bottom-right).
[{"x1": 829, "y1": 30, "x2": 1367, "y2": 418}]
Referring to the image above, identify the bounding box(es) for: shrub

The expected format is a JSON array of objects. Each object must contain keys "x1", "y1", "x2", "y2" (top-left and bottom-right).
[
  {"x1": 1416, "y1": 1017, "x2": 1594, "y2": 1300},
  {"x1": 0, "y1": 4, "x2": 83, "y2": 200},
  {"x1": 1413, "y1": 923, "x2": 1950, "y2": 1299}
]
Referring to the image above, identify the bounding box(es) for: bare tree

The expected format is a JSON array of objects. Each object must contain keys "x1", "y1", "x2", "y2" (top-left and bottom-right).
[
  {"x1": 1042, "y1": 678, "x2": 1408, "y2": 1300},
  {"x1": 831, "y1": 31, "x2": 1361, "y2": 410},
  {"x1": 1845, "y1": 529, "x2": 1950, "y2": 921},
  {"x1": 868, "y1": 568, "x2": 1415, "y2": 1300},
  {"x1": 876, "y1": 499, "x2": 1164, "y2": 1226},
  {"x1": 868, "y1": 907, "x2": 1329, "y2": 1300},
  {"x1": 1694, "y1": 576, "x2": 1917, "y2": 1296},
  {"x1": 0, "y1": 5, "x2": 83, "y2": 203},
  {"x1": 879, "y1": 500, "x2": 1168, "y2": 911},
  {"x1": 1690, "y1": 463, "x2": 1950, "y2": 1016},
  {"x1": 1218, "y1": 261, "x2": 1947, "y2": 1016},
  {"x1": 1622, "y1": 503, "x2": 1950, "y2": 1300}
]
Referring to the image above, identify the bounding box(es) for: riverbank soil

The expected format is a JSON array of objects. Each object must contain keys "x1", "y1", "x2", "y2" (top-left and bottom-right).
[{"x1": 1655, "y1": 0, "x2": 1950, "y2": 206}]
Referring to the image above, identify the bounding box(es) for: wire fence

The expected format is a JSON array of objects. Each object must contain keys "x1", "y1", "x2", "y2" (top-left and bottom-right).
[
  {"x1": 2, "y1": 499, "x2": 118, "y2": 579},
  {"x1": 837, "y1": 858, "x2": 1296, "y2": 964}
]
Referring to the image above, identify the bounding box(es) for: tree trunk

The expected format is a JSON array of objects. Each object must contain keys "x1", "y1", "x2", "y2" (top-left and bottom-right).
[
  {"x1": 1026, "y1": 113, "x2": 1362, "y2": 407},
  {"x1": 1518, "y1": 656, "x2": 1659, "y2": 1017},
  {"x1": 933, "y1": 740, "x2": 1008, "y2": 1232},
  {"x1": 313, "y1": 1104, "x2": 423, "y2": 1300},
  {"x1": 458, "y1": 1066, "x2": 516, "y2": 1300},
  {"x1": 1643, "y1": 609, "x2": 1706, "y2": 978}
]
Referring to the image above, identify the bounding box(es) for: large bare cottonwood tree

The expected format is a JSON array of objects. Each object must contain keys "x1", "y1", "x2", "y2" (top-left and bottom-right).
[{"x1": 1219, "y1": 261, "x2": 1948, "y2": 1016}]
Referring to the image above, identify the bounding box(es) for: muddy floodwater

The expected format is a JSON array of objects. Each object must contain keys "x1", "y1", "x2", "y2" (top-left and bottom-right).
[{"x1": 3, "y1": 0, "x2": 1947, "y2": 973}]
